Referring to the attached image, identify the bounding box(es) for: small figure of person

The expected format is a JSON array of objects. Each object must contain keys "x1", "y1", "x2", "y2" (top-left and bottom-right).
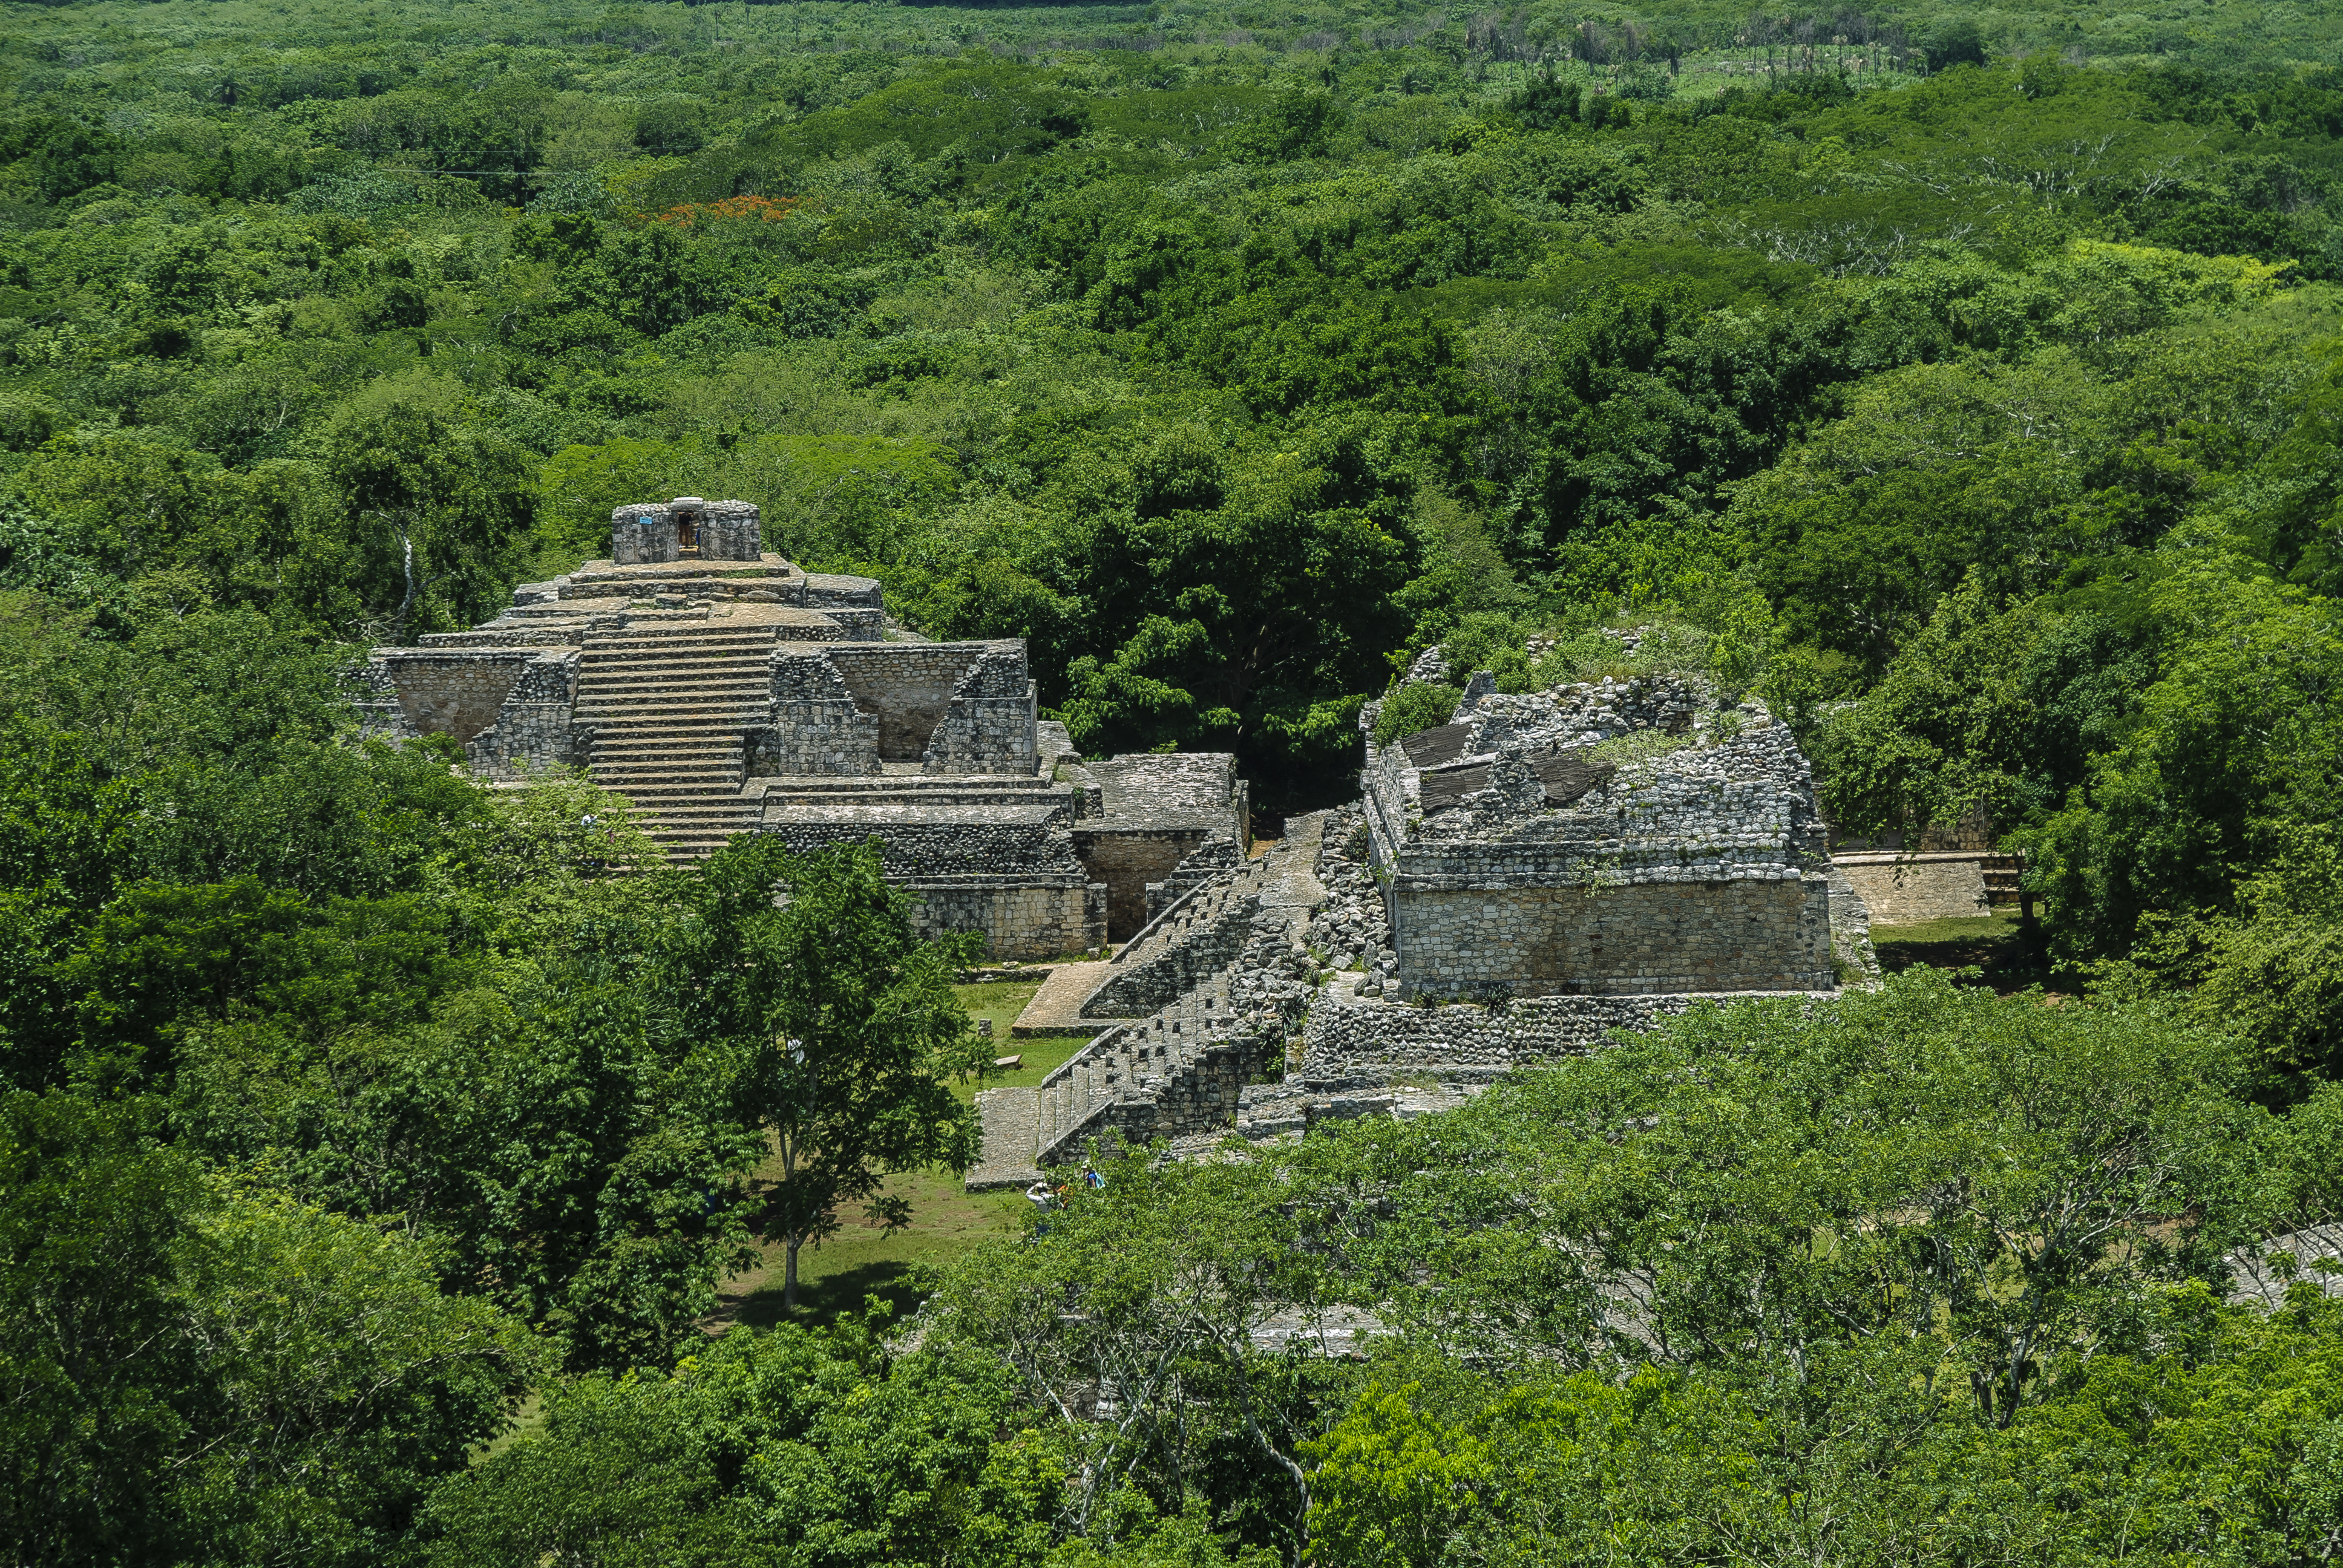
[
  {"x1": 1083, "y1": 1163, "x2": 1105, "y2": 1191},
  {"x1": 1024, "y1": 1178, "x2": 1055, "y2": 1212}
]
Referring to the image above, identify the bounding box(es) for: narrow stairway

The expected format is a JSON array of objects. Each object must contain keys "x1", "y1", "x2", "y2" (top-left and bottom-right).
[
  {"x1": 965, "y1": 820, "x2": 1328, "y2": 1190},
  {"x1": 1081, "y1": 854, "x2": 1274, "y2": 1019},
  {"x1": 573, "y1": 621, "x2": 776, "y2": 860}
]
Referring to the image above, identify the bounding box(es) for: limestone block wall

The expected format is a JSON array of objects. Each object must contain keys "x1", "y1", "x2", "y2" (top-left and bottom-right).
[
  {"x1": 814, "y1": 642, "x2": 1036, "y2": 770},
  {"x1": 923, "y1": 646, "x2": 1040, "y2": 777},
  {"x1": 907, "y1": 876, "x2": 1107, "y2": 961},
  {"x1": 1044, "y1": 1033, "x2": 1273, "y2": 1161},
  {"x1": 1392, "y1": 875, "x2": 1836, "y2": 998},
  {"x1": 1833, "y1": 854, "x2": 1990, "y2": 924},
  {"x1": 464, "y1": 650, "x2": 580, "y2": 777},
  {"x1": 610, "y1": 505, "x2": 678, "y2": 566},
  {"x1": 800, "y1": 572, "x2": 884, "y2": 609},
  {"x1": 421, "y1": 625, "x2": 608, "y2": 649},
  {"x1": 1091, "y1": 754, "x2": 1242, "y2": 825},
  {"x1": 759, "y1": 817, "x2": 1082, "y2": 877},
  {"x1": 1056, "y1": 760, "x2": 1106, "y2": 821},
  {"x1": 1301, "y1": 990, "x2": 1837, "y2": 1076},
  {"x1": 1146, "y1": 837, "x2": 1244, "y2": 925},
  {"x1": 609, "y1": 498, "x2": 763, "y2": 563},
  {"x1": 761, "y1": 649, "x2": 880, "y2": 775},
  {"x1": 356, "y1": 650, "x2": 542, "y2": 742},
  {"x1": 1075, "y1": 825, "x2": 1213, "y2": 941},
  {"x1": 825, "y1": 643, "x2": 989, "y2": 761},
  {"x1": 698, "y1": 500, "x2": 762, "y2": 561}
]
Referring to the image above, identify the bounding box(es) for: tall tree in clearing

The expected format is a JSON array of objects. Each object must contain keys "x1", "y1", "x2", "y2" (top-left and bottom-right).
[{"x1": 661, "y1": 837, "x2": 988, "y2": 1310}]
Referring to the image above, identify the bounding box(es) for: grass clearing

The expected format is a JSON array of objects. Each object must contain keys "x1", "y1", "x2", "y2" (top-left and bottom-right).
[
  {"x1": 1870, "y1": 912, "x2": 2056, "y2": 995},
  {"x1": 707, "y1": 979, "x2": 1096, "y2": 1330}
]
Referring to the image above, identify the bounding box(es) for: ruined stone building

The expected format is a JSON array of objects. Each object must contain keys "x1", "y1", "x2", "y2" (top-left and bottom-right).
[
  {"x1": 1360, "y1": 671, "x2": 1840, "y2": 1000},
  {"x1": 966, "y1": 655, "x2": 1876, "y2": 1191},
  {"x1": 356, "y1": 497, "x2": 1247, "y2": 958}
]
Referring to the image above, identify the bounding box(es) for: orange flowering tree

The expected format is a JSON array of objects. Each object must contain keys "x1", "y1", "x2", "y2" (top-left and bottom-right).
[{"x1": 650, "y1": 194, "x2": 801, "y2": 230}]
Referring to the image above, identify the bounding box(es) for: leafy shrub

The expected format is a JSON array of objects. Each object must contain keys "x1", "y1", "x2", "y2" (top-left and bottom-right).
[{"x1": 1371, "y1": 682, "x2": 1461, "y2": 746}]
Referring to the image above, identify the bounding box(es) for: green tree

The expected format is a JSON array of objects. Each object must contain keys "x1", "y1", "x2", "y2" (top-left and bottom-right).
[
  {"x1": 0, "y1": 1089, "x2": 534, "y2": 1567},
  {"x1": 319, "y1": 375, "x2": 538, "y2": 642},
  {"x1": 661, "y1": 837, "x2": 988, "y2": 1312},
  {"x1": 934, "y1": 1148, "x2": 1345, "y2": 1560}
]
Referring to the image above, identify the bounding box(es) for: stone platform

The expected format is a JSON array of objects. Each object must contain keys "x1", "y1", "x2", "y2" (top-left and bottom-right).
[{"x1": 1011, "y1": 962, "x2": 1135, "y2": 1038}]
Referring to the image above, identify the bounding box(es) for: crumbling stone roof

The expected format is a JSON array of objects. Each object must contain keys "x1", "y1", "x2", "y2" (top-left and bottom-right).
[{"x1": 1087, "y1": 753, "x2": 1239, "y2": 829}]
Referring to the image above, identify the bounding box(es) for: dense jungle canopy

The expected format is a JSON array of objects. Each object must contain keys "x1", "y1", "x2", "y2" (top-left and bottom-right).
[{"x1": 16, "y1": 1, "x2": 2343, "y2": 1564}]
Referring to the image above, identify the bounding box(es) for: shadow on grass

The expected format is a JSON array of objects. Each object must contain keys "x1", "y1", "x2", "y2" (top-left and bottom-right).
[
  {"x1": 1871, "y1": 913, "x2": 2057, "y2": 996},
  {"x1": 721, "y1": 1259, "x2": 928, "y2": 1333}
]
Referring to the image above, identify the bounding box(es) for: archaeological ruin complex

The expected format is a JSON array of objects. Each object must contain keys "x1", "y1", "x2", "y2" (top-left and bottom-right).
[
  {"x1": 355, "y1": 495, "x2": 1879, "y2": 1187},
  {"x1": 356, "y1": 497, "x2": 1247, "y2": 958},
  {"x1": 965, "y1": 648, "x2": 1878, "y2": 1189}
]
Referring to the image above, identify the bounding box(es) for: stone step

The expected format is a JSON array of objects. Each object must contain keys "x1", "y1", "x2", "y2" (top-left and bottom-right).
[
  {"x1": 592, "y1": 734, "x2": 744, "y2": 751},
  {"x1": 574, "y1": 702, "x2": 766, "y2": 721},
  {"x1": 764, "y1": 785, "x2": 1062, "y2": 806},
  {"x1": 591, "y1": 749, "x2": 742, "y2": 766},
  {"x1": 600, "y1": 778, "x2": 745, "y2": 797},
  {"x1": 576, "y1": 647, "x2": 778, "y2": 665},
  {"x1": 760, "y1": 778, "x2": 1058, "y2": 797},
  {"x1": 577, "y1": 672, "x2": 768, "y2": 690},
  {"x1": 575, "y1": 683, "x2": 767, "y2": 704},
  {"x1": 579, "y1": 645, "x2": 776, "y2": 665},
  {"x1": 579, "y1": 649, "x2": 772, "y2": 667},
  {"x1": 575, "y1": 716, "x2": 763, "y2": 734},
  {"x1": 578, "y1": 647, "x2": 776, "y2": 668},
  {"x1": 578, "y1": 689, "x2": 766, "y2": 708},
  {"x1": 592, "y1": 767, "x2": 743, "y2": 785}
]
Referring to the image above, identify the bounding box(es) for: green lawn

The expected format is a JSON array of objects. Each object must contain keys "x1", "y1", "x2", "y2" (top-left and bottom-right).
[
  {"x1": 1870, "y1": 912, "x2": 2056, "y2": 995},
  {"x1": 707, "y1": 979, "x2": 1092, "y2": 1330}
]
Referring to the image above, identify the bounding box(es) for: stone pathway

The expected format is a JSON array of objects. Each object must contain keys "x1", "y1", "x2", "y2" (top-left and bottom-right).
[
  {"x1": 1010, "y1": 961, "x2": 1136, "y2": 1037},
  {"x1": 966, "y1": 1088, "x2": 1044, "y2": 1192}
]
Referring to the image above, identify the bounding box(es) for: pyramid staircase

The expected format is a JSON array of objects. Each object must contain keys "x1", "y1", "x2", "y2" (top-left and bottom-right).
[
  {"x1": 1143, "y1": 838, "x2": 1244, "y2": 927},
  {"x1": 573, "y1": 621, "x2": 778, "y2": 860}
]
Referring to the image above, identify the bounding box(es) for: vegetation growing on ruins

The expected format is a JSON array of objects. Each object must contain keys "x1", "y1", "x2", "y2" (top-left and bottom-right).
[{"x1": 15, "y1": 0, "x2": 2343, "y2": 1561}]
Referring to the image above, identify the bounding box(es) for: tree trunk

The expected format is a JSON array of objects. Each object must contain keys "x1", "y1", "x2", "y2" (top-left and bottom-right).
[
  {"x1": 394, "y1": 520, "x2": 420, "y2": 647},
  {"x1": 784, "y1": 1235, "x2": 801, "y2": 1312}
]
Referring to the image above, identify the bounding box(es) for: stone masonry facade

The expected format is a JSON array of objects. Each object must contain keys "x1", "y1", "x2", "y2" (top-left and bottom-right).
[
  {"x1": 972, "y1": 646, "x2": 1881, "y2": 1187},
  {"x1": 1361, "y1": 667, "x2": 1838, "y2": 999},
  {"x1": 356, "y1": 493, "x2": 1248, "y2": 963}
]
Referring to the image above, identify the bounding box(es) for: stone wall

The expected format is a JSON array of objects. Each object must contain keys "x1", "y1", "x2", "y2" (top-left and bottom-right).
[
  {"x1": 801, "y1": 572, "x2": 885, "y2": 609},
  {"x1": 908, "y1": 875, "x2": 1107, "y2": 962},
  {"x1": 698, "y1": 500, "x2": 762, "y2": 561},
  {"x1": 1147, "y1": 837, "x2": 1244, "y2": 925},
  {"x1": 825, "y1": 643, "x2": 987, "y2": 761},
  {"x1": 761, "y1": 648, "x2": 881, "y2": 775},
  {"x1": 1075, "y1": 825, "x2": 1213, "y2": 941},
  {"x1": 355, "y1": 650, "x2": 535, "y2": 742},
  {"x1": 1834, "y1": 853, "x2": 1991, "y2": 924},
  {"x1": 1083, "y1": 885, "x2": 1262, "y2": 1019},
  {"x1": 464, "y1": 649, "x2": 579, "y2": 777},
  {"x1": 610, "y1": 505, "x2": 678, "y2": 566},
  {"x1": 609, "y1": 498, "x2": 763, "y2": 563},
  {"x1": 1301, "y1": 990, "x2": 1837, "y2": 1076},
  {"x1": 1091, "y1": 753, "x2": 1242, "y2": 825},
  {"x1": 1390, "y1": 875, "x2": 1836, "y2": 997},
  {"x1": 355, "y1": 647, "x2": 580, "y2": 775},
  {"x1": 1039, "y1": 1031, "x2": 1271, "y2": 1164},
  {"x1": 421, "y1": 625, "x2": 609, "y2": 649},
  {"x1": 759, "y1": 815, "x2": 1081, "y2": 877},
  {"x1": 922, "y1": 644, "x2": 1041, "y2": 777}
]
